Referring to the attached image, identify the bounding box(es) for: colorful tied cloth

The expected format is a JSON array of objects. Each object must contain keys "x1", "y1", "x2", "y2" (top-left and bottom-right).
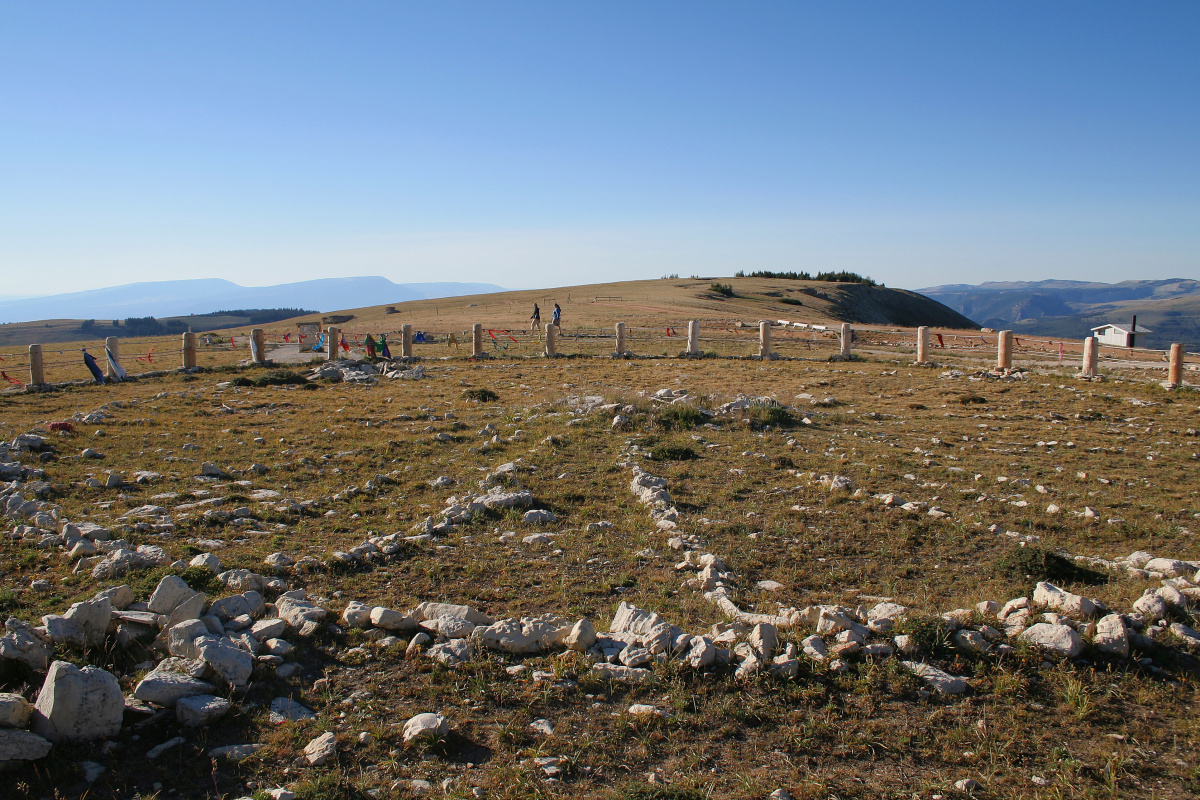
[
  {"x1": 364, "y1": 334, "x2": 376, "y2": 358},
  {"x1": 378, "y1": 334, "x2": 391, "y2": 359},
  {"x1": 82, "y1": 350, "x2": 106, "y2": 384},
  {"x1": 104, "y1": 344, "x2": 126, "y2": 381}
]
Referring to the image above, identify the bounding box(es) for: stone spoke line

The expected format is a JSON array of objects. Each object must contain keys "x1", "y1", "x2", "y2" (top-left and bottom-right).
[{"x1": 3, "y1": 386, "x2": 1200, "y2": 774}]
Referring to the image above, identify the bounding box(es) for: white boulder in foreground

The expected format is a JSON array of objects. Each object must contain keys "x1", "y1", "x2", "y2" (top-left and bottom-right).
[{"x1": 31, "y1": 661, "x2": 123, "y2": 742}]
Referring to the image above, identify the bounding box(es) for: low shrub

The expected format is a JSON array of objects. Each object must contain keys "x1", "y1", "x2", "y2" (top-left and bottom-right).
[
  {"x1": 995, "y1": 545, "x2": 1107, "y2": 587},
  {"x1": 655, "y1": 404, "x2": 705, "y2": 430},
  {"x1": 649, "y1": 444, "x2": 697, "y2": 461},
  {"x1": 253, "y1": 369, "x2": 310, "y2": 387},
  {"x1": 462, "y1": 388, "x2": 499, "y2": 402}
]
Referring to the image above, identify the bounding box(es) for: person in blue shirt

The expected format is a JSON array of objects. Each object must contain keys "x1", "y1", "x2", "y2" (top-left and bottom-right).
[{"x1": 552, "y1": 303, "x2": 561, "y2": 328}]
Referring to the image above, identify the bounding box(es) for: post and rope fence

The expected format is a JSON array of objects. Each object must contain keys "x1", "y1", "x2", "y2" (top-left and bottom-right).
[{"x1": 4, "y1": 317, "x2": 1197, "y2": 393}]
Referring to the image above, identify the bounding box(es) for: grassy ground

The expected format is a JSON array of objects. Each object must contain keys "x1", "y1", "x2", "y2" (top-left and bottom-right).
[{"x1": 1, "y1": 347, "x2": 1198, "y2": 800}]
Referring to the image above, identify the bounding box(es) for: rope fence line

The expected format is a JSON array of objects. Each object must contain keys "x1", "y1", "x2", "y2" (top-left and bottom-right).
[{"x1": 4, "y1": 321, "x2": 1197, "y2": 393}]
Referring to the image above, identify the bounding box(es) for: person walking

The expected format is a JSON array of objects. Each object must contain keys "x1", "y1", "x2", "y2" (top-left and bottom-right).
[
  {"x1": 531, "y1": 303, "x2": 542, "y2": 331},
  {"x1": 551, "y1": 303, "x2": 561, "y2": 329}
]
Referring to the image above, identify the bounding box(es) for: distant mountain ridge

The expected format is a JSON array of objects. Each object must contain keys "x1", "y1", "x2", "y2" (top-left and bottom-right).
[
  {"x1": 917, "y1": 278, "x2": 1200, "y2": 350},
  {"x1": 0, "y1": 277, "x2": 507, "y2": 324}
]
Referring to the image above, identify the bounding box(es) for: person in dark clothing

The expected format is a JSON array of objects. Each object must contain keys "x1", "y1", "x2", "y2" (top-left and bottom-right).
[{"x1": 531, "y1": 303, "x2": 542, "y2": 331}]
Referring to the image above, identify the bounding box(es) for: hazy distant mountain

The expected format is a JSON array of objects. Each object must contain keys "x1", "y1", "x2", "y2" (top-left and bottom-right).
[
  {"x1": 0, "y1": 277, "x2": 507, "y2": 324},
  {"x1": 918, "y1": 278, "x2": 1200, "y2": 350}
]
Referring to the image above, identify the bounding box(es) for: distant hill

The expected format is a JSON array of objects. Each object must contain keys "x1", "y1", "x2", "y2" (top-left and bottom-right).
[
  {"x1": 918, "y1": 278, "x2": 1200, "y2": 350},
  {"x1": 0, "y1": 276, "x2": 981, "y2": 349},
  {"x1": 0, "y1": 277, "x2": 507, "y2": 325},
  {"x1": 275, "y1": 276, "x2": 980, "y2": 334}
]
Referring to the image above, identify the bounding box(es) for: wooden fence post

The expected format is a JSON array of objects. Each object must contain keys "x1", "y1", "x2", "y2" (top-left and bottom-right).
[
  {"x1": 401, "y1": 324, "x2": 413, "y2": 358},
  {"x1": 1166, "y1": 343, "x2": 1184, "y2": 388},
  {"x1": 182, "y1": 333, "x2": 197, "y2": 370},
  {"x1": 545, "y1": 324, "x2": 557, "y2": 357},
  {"x1": 997, "y1": 330, "x2": 1013, "y2": 369},
  {"x1": 326, "y1": 327, "x2": 340, "y2": 360},
  {"x1": 1080, "y1": 336, "x2": 1098, "y2": 378},
  {"x1": 687, "y1": 320, "x2": 699, "y2": 356},
  {"x1": 472, "y1": 324, "x2": 483, "y2": 358},
  {"x1": 916, "y1": 326, "x2": 929, "y2": 364},
  {"x1": 614, "y1": 322, "x2": 626, "y2": 357},
  {"x1": 104, "y1": 337, "x2": 121, "y2": 379},
  {"x1": 28, "y1": 344, "x2": 44, "y2": 386},
  {"x1": 839, "y1": 323, "x2": 852, "y2": 358}
]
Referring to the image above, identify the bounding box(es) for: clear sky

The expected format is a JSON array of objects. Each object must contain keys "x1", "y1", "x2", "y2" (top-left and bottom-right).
[{"x1": 2, "y1": 2, "x2": 1197, "y2": 298}]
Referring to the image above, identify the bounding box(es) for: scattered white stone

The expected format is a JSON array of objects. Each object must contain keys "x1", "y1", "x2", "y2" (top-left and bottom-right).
[
  {"x1": 402, "y1": 712, "x2": 449, "y2": 744},
  {"x1": 902, "y1": 661, "x2": 967, "y2": 695},
  {"x1": 176, "y1": 694, "x2": 231, "y2": 727},
  {"x1": 0, "y1": 729, "x2": 53, "y2": 761},
  {"x1": 1019, "y1": 623, "x2": 1084, "y2": 659},
  {"x1": 303, "y1": 731, "x2": 338, "y2": 765}
]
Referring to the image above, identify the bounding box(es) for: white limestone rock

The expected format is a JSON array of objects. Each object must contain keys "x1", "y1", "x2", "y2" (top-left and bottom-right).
[
  {"x1": 1132, "y1": 592, "x2": 1168, "y2": 621},
  {"x1": 189, "y1": 553, "x2": 222, "y2": 574},
  {"x1": 0, "y1": 692, "x2": 33, "y2": 728},
  {"x1": 902, "y1": 661, "x2": 967, "y2": 695},
  {"x1": 176, "y1": 694, "x2": 231, "y2": 727},
  {"x1": 402, "y1": 712, "x2": 449, "y2": 744},
  {"x1": 276, "y1": 595, "x2": 328, "y2": 631},
  {"x1": 148, "y1": 575, "x2": 198, "y2": 615},
  {"x1": 1092, "y1": 613, "x2": 1130, "y2": 658},
  {"x1": 370, "y1": 607, "x2": 417, "y2": 632},
  {"x1": 304, "y1": 731, "x2": 338, "y2": 765},
  {"x1": 31, "y1": 661, "x2": 123, "y2": 742},
  {"x1": 1145, "y1": 558, "x2": 1193, "y2": 578},
  {"x1": 341, "y1": 601, "x2": 372, "y2": 628},
  {"x1": 268, "y1": 697, "x2": 315, "y2": 723},
  {"x1": 591, "y1": 663, "x2": 651, "y2": 682},
  {"x1": 199, "y1": 638, "x2": 255, "y2": 687},
  {"x1": 562, "y1": 619, "x2": 597, "y2": 652},
  {"x1": 426, "y1": 639, "x2": 473, "y2": 665},
  {"x1": 134, "y1": 665, "x2": 216, "y2": 707},
  {"x1": 0, "y1": 619, "x2": 52, "y2": 671},
  {"x1": 411, "y1": 602, "x2": 493, "y2": 627},
  {"x1": 473, "y1": 615, "x2": 572, "y2": 654},
  {"x1": 0, "y1": 729, "x2": 53, "y2": 761},
  {"x1": 1033, "y1": 582, "x2": 1096, "y2": 619},
  {"x1": 1019, "y1": 623, "x2": 1084, "y2": 659}
]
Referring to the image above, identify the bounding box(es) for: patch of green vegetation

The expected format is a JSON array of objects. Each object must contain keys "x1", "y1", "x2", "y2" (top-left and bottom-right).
[
  {"x1": 709, "y1": 282, "x2": 734, "y2": 297},
  {"x1": 958, "y1": 394, "x2": 987, "y2": 405},
  {"x1": 995, "y1": 545, "x2": 1108, "y2": 588},
  {"x1": 0, "y1": 588, "x2": 25, "y2": 614},
  {"x1": 177, "y1": 565, "x2": 221, "y2": 592},
  {"x1": 649, "y1": 444, "x2": 697, "y2": 461},
  {"x1": 655, "y1": 404, "x2": 705, "y2": 430},
  {"x1": 779, "y1": 297, "x2": 804, "y2": 306},
  {"x1": 462, "y1": 388, "x2": 499, "y2": 402},
  {"x1": 745, "y1": 400, "x2": 792, "y2": 428},
  {"x1": 253, "y1": 369, "x2": 310, "y2": 387}
]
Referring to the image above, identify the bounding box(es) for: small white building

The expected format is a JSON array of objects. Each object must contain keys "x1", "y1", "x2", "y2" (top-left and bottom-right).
[{"x1": 1091, "y1": 323, "x2": 1151, "y2": 348}]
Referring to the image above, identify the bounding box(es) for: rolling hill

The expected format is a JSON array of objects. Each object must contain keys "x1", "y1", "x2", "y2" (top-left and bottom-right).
[{"x1": 919, "y1": 278, "x2": 1200, "y2": 350}]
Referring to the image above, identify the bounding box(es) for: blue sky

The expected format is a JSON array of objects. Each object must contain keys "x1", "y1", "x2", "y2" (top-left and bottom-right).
[{"x1": 1, "y1": 2, "x2": 1197, "y2": 298}]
